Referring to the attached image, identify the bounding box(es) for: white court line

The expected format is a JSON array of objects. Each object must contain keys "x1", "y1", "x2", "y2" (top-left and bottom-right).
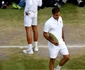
[{"x1": 0, "y1": 45, "x2": 85, "y2": 48}]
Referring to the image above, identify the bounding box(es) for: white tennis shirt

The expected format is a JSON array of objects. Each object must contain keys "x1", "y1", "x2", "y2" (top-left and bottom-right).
[
  {"x1": 25, "y1": 0, "x2": 42, "y2": 14},
  {"x1": 44, "y1": 16, "x2": 65, "y2": 45}
]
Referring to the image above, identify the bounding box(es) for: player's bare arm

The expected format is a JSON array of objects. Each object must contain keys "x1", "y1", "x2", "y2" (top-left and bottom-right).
[
  {"x1": 43, "y1": 32, "x2": 58, "y2": 46},
  {"x1": 62, "y1": 27, "x2": 65, "y2": 42}
]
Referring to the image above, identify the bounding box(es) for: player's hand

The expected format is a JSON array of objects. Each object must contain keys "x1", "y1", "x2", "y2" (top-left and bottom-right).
[
  {"x1": 52, "y1": 41, "x2": 59, "y2": 46},
  {"x1": 25, "y1": 12, "x2": 29, "y2": 15}
]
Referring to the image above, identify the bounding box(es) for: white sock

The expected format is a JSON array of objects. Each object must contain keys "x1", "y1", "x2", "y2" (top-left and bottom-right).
[
  {"x1": 56, "y1": 65, "x2": 61, "y2": 70},
  {"x1": 27, "y1": 44, "x2": 32, "y2": 50},
  {"x1": 34, "y1": 41, "x2": 38, "y2": 47}
]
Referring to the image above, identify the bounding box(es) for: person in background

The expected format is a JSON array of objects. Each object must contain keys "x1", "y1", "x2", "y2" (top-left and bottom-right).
[
  {"x1": 0, "y1": 0, "x2": 8, "y2": 9},
  {"x1": 67, "y1": 0, "x2": 85, "y2": 7},
  {"x1": 23, "y1": 0, "x2": 42, "y2": 54},
  {"x1": 54, "y1": 0, "x2": 67, "y2": 8},
  {"x1": 77, "y1": 0, "x2": 84, "y2": 7},
  {"x1": 12, "y1": 0, "x2": 25, "y2": 9}
]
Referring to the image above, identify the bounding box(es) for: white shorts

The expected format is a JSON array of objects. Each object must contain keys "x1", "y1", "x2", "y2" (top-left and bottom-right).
[
  {"x1": 24, "y1": 12, "x2": 37, "y2": 27},
  {"x1": 48, "y1": 43, "x2": 69, "y2": 59}
]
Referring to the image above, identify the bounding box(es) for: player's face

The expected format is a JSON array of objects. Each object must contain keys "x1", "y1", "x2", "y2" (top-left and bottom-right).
[{"x1": 53, "y1": 12, "x2": 60, "y2": 20}]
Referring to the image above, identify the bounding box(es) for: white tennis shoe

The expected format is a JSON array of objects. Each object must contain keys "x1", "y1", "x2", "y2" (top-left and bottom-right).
[
  {"x1": 33, "y1": 46, "x2": 38, "y2": 52},
  {"x1": 23, "y1": 49, "x2": 33, "y2": 54}
]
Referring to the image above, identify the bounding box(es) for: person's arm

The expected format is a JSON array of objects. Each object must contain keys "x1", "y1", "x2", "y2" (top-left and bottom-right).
[
  {"x1": 62, "y1": 27, "x2": 65, "y2": 42},
  {"x1": 43, "y1": 32, "x2": 59, "y2": 46}
]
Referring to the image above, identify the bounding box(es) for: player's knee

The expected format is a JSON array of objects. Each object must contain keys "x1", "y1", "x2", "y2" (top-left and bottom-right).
[
  {"x1": 32, "y1": 27, "x2": 38, "y2": 33},
  {"x1": 50, "y1": 58, "x2": 56, "y2": 64},
  {"x1": 64, "y1": 55, "x2": 70, "y2": 61},
  {"x1": 33, "y1": 29, "x2": 38, "y2": 33}
]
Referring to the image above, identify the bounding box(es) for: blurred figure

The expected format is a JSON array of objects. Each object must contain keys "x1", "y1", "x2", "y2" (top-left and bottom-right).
[
  {"x1": 54, "y1": 0, "x2": 67, "y2": 7},
  {"x1": 12, "y1": 0, "x2": 25, "y2": 9},
  {"x1": 0, "y1": 0, "x2": 8, "y2": 9},
  {"x1": 40, "y1": 0, "x2": 67, "y2": 9},
  {"x1": 18, "y1": 0, "x2": 25, "y2": 7},
  {"x1": 41, "y1": 0, "x2": 85, "y2": 8},
  {"x1": 67, "y1": 0, "x2": 85, "y2": 7},
  {"x1": 77, "y1": 0, "x2": 84, "y2": 7}
]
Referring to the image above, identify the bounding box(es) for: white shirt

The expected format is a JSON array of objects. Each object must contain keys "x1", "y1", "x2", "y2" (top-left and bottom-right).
[
  {"x1": 44, "y1": 16, "x2": 65, "y2": 45},
  {"x1": 25, "y1": 0, "x2": 42, "y2": 14}
]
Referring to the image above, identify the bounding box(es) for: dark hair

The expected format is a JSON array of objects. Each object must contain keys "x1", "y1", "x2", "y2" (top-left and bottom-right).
[{"x1": 52, "y1": 6, "x2": 60, "y2": 14}]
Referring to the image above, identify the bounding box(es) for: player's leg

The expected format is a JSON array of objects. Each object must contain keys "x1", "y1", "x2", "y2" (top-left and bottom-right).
[
  {"x1": 49, "y1": 58, "x2": 56, "y2": 70},
  {"x1": 49, "y1": 44, "x2": 60, "y2": 70},
  {"x1": 25, "y1": 27, "x2": 32, "y2": 44},
  {"x1": 32, "y1": 25, "x2": 38, "y2": 42},
  {"x1": 59, "y1": 46, "x2": 70, "y2": 66},
  {"x1": 23, "y1": 13, "x2": 33, "y2": 54},
  {"x1": 55, "y1": 46, "x2": 70, "y2": 70},
  {"x1": 55, "y1": 54, "x2": 69, "y2": 70},
  {"x1": 59, "y1": 54, "x2": 70, "y2": 66},
  {"x1": 23, "y1": 27, "x2": 33, "y2": 54},
  {"x1": 32, "y1": 15, "x2": 38, "y2": 51}
]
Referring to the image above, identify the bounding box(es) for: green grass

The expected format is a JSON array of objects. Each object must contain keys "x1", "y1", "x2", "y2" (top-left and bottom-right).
[
  {"x1": 0, "y1": 48, "x2": 49, "y2": 70},
  {"x1": 0, "y1": 7, "x2": 24, "y2": 28},
  {"x1": 60, "y1": 3, "x2": 85, "y2": 24},
  {"x1": 0, "y1": 48, "x2": 85, "y2": 70},
  {"x1": 0, "y1": 7, "x2": 26, "y2": 46}
]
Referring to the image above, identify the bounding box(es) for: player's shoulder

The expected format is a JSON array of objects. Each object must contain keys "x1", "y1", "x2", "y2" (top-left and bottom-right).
[
  {"x1": 59, "y1": 16, "x2": 62, "y2": 20},
  {"x1": 46, "y1": 17, "x2": 54, "y2": 23}
]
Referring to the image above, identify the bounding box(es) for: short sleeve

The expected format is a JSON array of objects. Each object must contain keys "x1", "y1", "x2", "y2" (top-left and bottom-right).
[{"x1": 44, "y1": 22, "x2": 50, "y2": 33}]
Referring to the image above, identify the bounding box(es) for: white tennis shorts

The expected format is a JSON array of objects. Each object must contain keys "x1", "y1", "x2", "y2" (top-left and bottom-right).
[
  {"x1": 24, "y1": 12, "x2": 37, "y2": 27},
  {"x1": 48, "y1": 43, "x2": 69, "y2": 59}
]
